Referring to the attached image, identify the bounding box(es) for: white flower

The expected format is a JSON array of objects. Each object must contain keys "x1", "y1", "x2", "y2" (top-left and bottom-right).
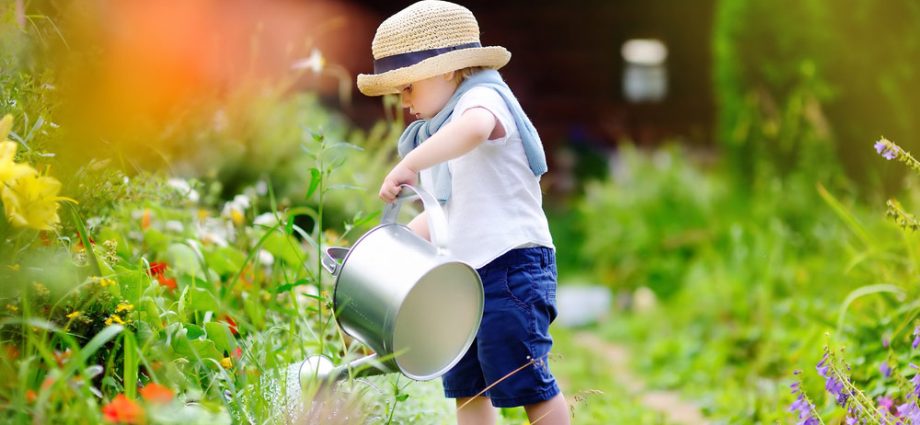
[
  {"x1": 165, "y1": 220, "x2": 184, "y2": 233},
  {"x1": 196, "y1": 217, "x2": 234, "y2": 247},
  {"x1": 221, "y1": 194, "x2": 251, "y2": 226},
  {"x1": 258, "y1": 250, "x2": 274, "y2": 267},
  {"x1": 253, "y1": 212, "x2": 281, "y2": 227},
  {"x1": 292, "y1": 48, "x2": 325, "y2": 74},
  {"x1": 167, "y1": 178, "x2": 200, "y2": 203}
]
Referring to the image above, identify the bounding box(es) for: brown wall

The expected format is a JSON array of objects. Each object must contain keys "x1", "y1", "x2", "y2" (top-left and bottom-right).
[{"x1": 309, "y1": 0, "x2": 716, "y2": 157}]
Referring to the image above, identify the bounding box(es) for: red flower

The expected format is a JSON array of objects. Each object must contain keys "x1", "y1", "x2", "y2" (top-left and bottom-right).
[
  {"x1": 25, "y1": 390, "x2": 36, "y2": 403},
  {"x1": 232, "y1": 346, "x2": 243, "y2": 359},
  {"x1": 147, "y1": 262, "x2": 167, "y2": 277},
  {"x1": 102, "y1": 394, "x2": 143, "y2": 424},
  {"x1": 156, "y1": 274, "x2": 176, "y2": 290},
  {"x1": 139, "y1": 382, "x2": 173, "y2": 404},
  {"x1": 222, "y1": 314, "x2": 239, "y2": 335}
]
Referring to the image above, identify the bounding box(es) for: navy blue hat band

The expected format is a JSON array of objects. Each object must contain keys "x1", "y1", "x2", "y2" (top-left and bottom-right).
[{"x1": 373, "y1": 42, "x2": 482, "y2": 74}]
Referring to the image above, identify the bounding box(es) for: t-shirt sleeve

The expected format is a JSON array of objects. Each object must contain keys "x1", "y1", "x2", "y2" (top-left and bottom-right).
[{"x1": 453, "y1": 86, "x2": 516, "y2": 144}]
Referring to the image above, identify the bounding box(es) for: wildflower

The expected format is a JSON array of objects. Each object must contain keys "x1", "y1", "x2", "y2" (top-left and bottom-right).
[
  {"x1": 878, "y1": 396, "x2": 894, "y2": 413},
  {"x1": 5, "y1": 304, "x2": 18, "y2": 313},
  {"x1": 147, "y1": 262, "x2": 167, "y2": 277},
  {"x1": 0, "y1": 141, "x2": 33, "y2": 184},
  {"x1": 898, "y1": 402, "x2": 920, "y2": 423},
  {"x1": 1, "y1": 171, "x2": 76, "y2": 231},
  {"x1": 1, "y1": 114, "x2": 35, "y2": 183},
  {"x1": 880, "y1": 361, "x2": 891, "y2": 378},
  {"x1": 116, "y1": 303, "x2": 134, "y2": 313},
  {"x1": 220, "y1": 357, "x2": 232, "y2": 369},
  {"x1": 139, "y1": 382, "x2": 173, "y2": 404},
  {"x1": 875, "y1": 138, "x2": 899, "y2": 160},
  {"x1": 25, "y1": 390, "x2": 36, "y2": 403},
  {"x1": 98, "y1": 277, "x2": 116, "y2": 288},
  {"x1": 232, "y1": 346, "x2": 243, "y2": 359},
  {"x1": 789, "y1": 371, "x2": 820, "y2": 425},
  {"x1": 66, "y1": 311, "x2": 81, "y2": 320},
  {"x1": 140, "y1": 208, "x2": 152, "y2": 230},
  {"x1": 910, "y1": 364, "x2": 920, "y2": 399},
  {"x1": 913, "y1": 327, "x2": 920, "y2": 350},
  {"x1": 874, "y1": 137, "x2": 920, "y2": 173},
  {"x1": 222, "y1": 314, "x2": 239, "y2": 336},
  {"x1": 32, "y1": 282, "x2": 49, "y2": 297},
  {"x1": 156, "y1": 275, "x2": 177, "y2": 290},
  {"x1": 53, "y1": 349, "x2": 72, "y2": 367},
  {"x1": 817, "y1": 352, "x2": 850, "y2": 406},
  {"x1": 101, "y1": 394, "x2": 143, "y2": 424},
  {"x1": 166, "y1": 178, "x2": 199, "y2": 203},
  {"x1": 221, "y1": 195, "x2": 250, "y2": 226},
  {"x1": 105, "y1": 315, "x2": 126, "y2": 326},
  {"x1": 292, "y1": 48, "x2": 326, "y2": 74}
]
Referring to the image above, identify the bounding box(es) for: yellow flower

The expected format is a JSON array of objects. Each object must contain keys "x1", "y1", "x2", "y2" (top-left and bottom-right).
[
  {"x1": 0, "y1": 141, "x2": 34, "y2": 184},
  {"x1": 220, "y1": 357, "x2": 233, "y2": 369},
  {"x1": 2, "y1": 171, "x2": 76, "y2": 231},
  {"x1": 5, "y1": 304, "x2": 19, "y2": 313},
  {"x1": 105, "y1": 314, "x2": 126, "y2": 326},
  {"x1": 229, "y1": 208, "x2": 244, "y2": 226},
  {"x1": 94, "y1": 277, "x2": 116, "y2": 288},
  {"x1": 115, "y1": 302, "x2": 134, "y2": 313},
  {"x1": 0, "y1": 114, "x2": 12, "y2": 140},
  {"x1": 66, "y1": 311, "x2": 81, "y2": 320}
]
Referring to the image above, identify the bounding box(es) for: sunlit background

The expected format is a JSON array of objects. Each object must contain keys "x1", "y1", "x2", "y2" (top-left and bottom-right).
[{"x1": 1, "y1": 1, "x2": 919, "y2": 424}]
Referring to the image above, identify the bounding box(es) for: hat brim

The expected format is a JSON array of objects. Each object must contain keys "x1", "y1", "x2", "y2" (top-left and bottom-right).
[{"x1": 357, "y1": 46, "x2": 511, "y2": 97}]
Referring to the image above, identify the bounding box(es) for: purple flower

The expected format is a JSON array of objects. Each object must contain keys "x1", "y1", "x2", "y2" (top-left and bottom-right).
[
  {"x1": 913, "y1": 326, "x2": 920, "y2": 349},
  {"x1": 875, "y1": 139, "x2": 899, "y2": 160},
  {"x1": 878, "y1": 396, "x2": 894, "y2": 411},
  {"x1": 897, "y1": 402, "x2": 920, "y2": 423},
  {"x1": 881, "y1": 361, "x2": 892, "y2": 378},
  {"x1": 789, "y1": 376, "x2": 820, "y2": 425},
  {"x1": 883, "y1": 335, "x2": 890, "y2": 348},
  {"x1": 911, "y1": 364, "x2": 920, "y2": 400}
]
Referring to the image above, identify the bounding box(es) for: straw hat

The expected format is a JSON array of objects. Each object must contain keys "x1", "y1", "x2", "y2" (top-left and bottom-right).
[{"x1": 357, "y1": 1, "x2": 511, "y2": 97}]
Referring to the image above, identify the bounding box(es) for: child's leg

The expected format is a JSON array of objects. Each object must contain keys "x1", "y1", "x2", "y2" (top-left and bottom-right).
[
  {"x1": 524, "y1": 393, "x2": 570, "y2": 424},
  {"x1": 455, "y1": 396, "x2": 497, "y2": 425}
]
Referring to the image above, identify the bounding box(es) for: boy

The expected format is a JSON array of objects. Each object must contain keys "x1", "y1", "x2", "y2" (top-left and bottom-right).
[{"x1": 357, "y1": 2, "x2": 569, "y2": 424}]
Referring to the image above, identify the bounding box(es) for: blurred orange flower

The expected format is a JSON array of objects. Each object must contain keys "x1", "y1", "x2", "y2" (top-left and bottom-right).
[
  {"x1": 139, "y1": 382, "x2": 173, "y2": 404},
  {"x1": 102, "y1": 394, "x2": 143, "y2": 424}
]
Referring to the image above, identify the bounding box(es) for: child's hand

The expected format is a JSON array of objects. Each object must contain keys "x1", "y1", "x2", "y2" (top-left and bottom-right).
[{"x1": 379, "y1": 162, "x2": 418, "y2": 203}]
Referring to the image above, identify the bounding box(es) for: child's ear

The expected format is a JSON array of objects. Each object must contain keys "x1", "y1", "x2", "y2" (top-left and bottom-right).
[{"x1": 443, "y1": 71, "x2": 455, "y2": 81}]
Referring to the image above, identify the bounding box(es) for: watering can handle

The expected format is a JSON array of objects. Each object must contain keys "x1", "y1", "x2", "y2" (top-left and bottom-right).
[
  {"x1": 322, "y1": 247, "x2": 349, "y2": 277},
  {"x1": 381, "y1": 184, "x2": 449, "y2": 253}
]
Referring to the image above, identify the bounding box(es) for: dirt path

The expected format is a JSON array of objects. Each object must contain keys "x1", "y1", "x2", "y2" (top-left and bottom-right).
[{"x1": 572, "y1": 332, "x2": 708, "y2": 425}]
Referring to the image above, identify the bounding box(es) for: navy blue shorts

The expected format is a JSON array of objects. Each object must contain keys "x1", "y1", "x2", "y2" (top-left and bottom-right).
[{"x1": 442, "y1": 246, "x2": 560, "y2": 408}]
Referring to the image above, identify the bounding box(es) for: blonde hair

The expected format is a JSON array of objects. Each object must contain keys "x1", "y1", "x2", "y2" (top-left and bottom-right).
[{"x1": 452, "y1": 66, "x2": 487, "y2": 85}]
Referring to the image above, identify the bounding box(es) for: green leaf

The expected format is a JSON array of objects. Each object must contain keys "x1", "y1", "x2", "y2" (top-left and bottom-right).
[
  {"x1": 166, "y1": 243, "x2": 202, "y2": 276},
  {"x1": 274, "y1": 279, "x2": 311, "y2": 293},
  {"x1": 306, "y1": 168, "x2": 321, "y2": 199},
  {"x1": 205, "y1": 322, "x2": 237, "y2": 354},
  {"x1": 123, "y1": 330, "x2": 138, "y2": 399},
  {"x1": 205, "y1": 247, "x2": 246, "y2": 276},
  {"x1": 188, "y1": 287, "x2": 220, "y2": 313},
  {"x1": 262, "y1": 230, "x2": 305, "y2": 265}
]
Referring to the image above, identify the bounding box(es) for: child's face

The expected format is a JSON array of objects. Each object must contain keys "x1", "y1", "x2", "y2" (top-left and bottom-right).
[{"x1": 399, "y1": 72, "x2": 458, "y2": 120}]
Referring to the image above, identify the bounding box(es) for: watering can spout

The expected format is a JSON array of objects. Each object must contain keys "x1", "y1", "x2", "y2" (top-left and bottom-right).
[{"x1": 298, "y1": 354, "x2": 392, "y2": 385}]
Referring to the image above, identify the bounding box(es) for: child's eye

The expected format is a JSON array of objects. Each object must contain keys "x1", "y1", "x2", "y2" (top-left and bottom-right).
[{"x1": 401, "y1": 84, "x2": 413, "y2": 94}]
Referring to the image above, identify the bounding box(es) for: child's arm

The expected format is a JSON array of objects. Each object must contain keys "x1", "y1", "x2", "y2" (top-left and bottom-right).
[
  {"x1": 406, "y1": 211, "x2": 430, "y2": 241},
  {"x1": 378, "y1": 107, "x2": 497, "y2": 203}
]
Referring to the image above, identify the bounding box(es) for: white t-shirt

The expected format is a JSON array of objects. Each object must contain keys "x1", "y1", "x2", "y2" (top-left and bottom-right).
[{"x1": 420, "y1": 86, "x2": 554, "y2": 268}]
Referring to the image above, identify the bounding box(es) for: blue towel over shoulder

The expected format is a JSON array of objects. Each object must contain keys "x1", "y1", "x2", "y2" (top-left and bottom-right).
[{"x1": 397, "y1": 69, "x2": 547, "y2": 203}]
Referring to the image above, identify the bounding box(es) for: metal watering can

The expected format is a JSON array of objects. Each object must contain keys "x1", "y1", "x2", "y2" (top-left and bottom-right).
[{"x1": 299, "y1": 184, "x2": 484, "y2": 384}]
